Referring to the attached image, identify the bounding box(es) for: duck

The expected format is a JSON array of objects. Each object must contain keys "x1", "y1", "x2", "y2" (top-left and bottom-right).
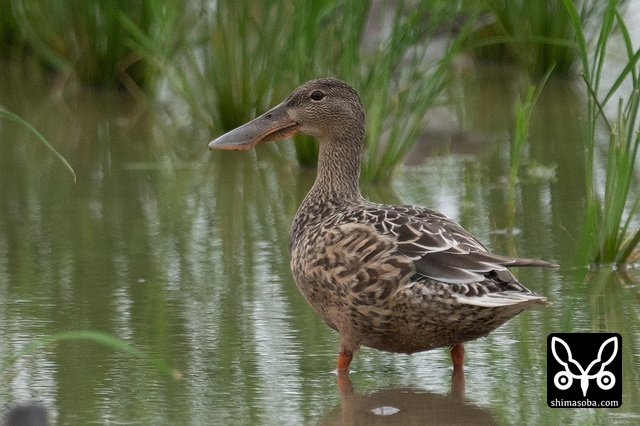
[{"x1": 209, "y1": 77, "x2": 555, "y2": 375}]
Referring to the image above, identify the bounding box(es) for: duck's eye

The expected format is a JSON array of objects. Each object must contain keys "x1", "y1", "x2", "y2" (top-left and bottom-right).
[{"x1": 310, "y1": 90, "x2": 325, "y2": 101}]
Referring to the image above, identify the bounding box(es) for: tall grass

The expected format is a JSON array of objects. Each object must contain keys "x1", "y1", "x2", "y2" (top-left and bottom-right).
[
  {"x1": 464, "y1": 0, "x2": 610, "y2": 77},
  {"x1": 150, "y1": 0, "x2": 469, "y2": 181},
  {"x1": 562, "y1": 0, "x2": 640, "y2": 265},
  {"x1": 161, "y1": 0, "x2": 295, "y2": 134},
  {"x1": 356, "y1": 2, "x2": 470, "y2": 181},
  {"x1": 506, "y1": 69, "x2": 551, "y2": 229},
  {"x1": 289, "y1": 0, "x2": 467, "y2": 179},
  {"x1": 286, "y1": 0, "x2": 371, "y2": 166},
  {"x1": 2, "y1": 0, "x2": 466, "y2": 180},
  {"x1": 3, "y1": 0, "x2": 184, "y2": 90}
]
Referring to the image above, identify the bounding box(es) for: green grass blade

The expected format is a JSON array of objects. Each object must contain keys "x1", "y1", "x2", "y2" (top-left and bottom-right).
[
  {"x1": 580, "y1": 74, "x2": 614, "y2": 133},
  {"x1": 615, "y1": 9, "x2": 638, "y2": 86},
  {"x1": 560, "y1": 0, "x2": 589, "y2": 79},
  {"x1": 591, "y1": 1, "x2": 618, "y2": 93},
  {"x1": 1, "y1": 330, "x2": 180, "y2": 379},
  {"x1": 601, "y1": 50, "x2": 640, "y2": 107},
  {"x1": 618, "y1": 228, "x2": 640, "y2": 264},
  {"x1": 0, "y1": 109, "x2": 76, "y2": 183},
  {"x1": 617, "y1": 192, "x2": 640, "y2": 262},
  {"x1": 507, "y1": 66, "x2": 553, "y2": 227}
]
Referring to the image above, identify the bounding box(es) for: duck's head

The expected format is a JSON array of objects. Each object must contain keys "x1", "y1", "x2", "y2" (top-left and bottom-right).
[{"x1": 208, "y1": 78, "x2": 365, "y2": 151}]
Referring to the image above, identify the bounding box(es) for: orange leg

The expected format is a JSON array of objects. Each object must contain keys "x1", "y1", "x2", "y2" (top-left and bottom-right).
[
  {"x1": 450, "y1": 343, "x2": 465, "y2": 370},
  {"x1": 337, "y1": 350, "x2": 353, "y2": 371},
  {"x1": 450, "y1": 343, "x2": 465, "y2": 399},
  {"x1": 336, "y1": 350, "x2": 354, "y2": 395}
]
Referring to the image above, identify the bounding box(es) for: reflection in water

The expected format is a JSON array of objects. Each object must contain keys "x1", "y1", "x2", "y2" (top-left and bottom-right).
[
  {"x1": 321, "y1": 382, "x2": 496, "y2": 426},
  {"x1": 584, "y1": 269, "x2": 640, "y2": 414},
  {"x1": 2, "y1": 404, "x2": 50, "y2": 426}
]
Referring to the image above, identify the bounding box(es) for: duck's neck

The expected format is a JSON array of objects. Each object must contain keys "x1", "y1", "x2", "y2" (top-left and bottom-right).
[
  {"x1": 290, "y1": 132, "x2": 365, "y2": 248},
  {"x1": 305, "y1": 135, "x2": 364, "y2": 206}
]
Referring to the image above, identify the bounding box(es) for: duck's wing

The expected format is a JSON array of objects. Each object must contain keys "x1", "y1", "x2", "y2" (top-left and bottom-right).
[{"x1": 345, "y1": 204, "x2": 557, "y2": 285}]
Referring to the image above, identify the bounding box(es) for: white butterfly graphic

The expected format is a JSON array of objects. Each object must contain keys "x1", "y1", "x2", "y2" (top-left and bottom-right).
[{"x1": 551, "y1": 336, "x2": 618, "y2": 397}]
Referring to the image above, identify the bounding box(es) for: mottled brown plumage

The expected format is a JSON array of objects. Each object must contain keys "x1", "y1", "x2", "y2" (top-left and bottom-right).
[{"x1": 209, "y1": 78, "x2": 556, "y2": 372}]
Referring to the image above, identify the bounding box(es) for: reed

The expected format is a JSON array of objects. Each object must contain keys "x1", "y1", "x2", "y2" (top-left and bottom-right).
[
  {"x1": 155, "y1": 0, "x2": 469, "y2": 180},
  {"x1": 506, "y1": 68, "x2": 553, "y2": 228},
  {"x1": 4, "y1": 0, "x2": 467, "y2": 180},
  {"x1": 4, "y1": 0, "x2": 177, "y2": 89},
  {"x1": 159, "y1": 0, "x2": 295, "y2": 134},
  {"x1": 562, "y1": 0, "x2": 640, "y2": 265},
  {"x1": 286, "y1": 0, "x2": 371, "y2": 166},
  {"x1": 286, "y1": 0, "x2": 472, "y2": 180},
  {"x1": 464, "y1": 0, "x2": 610, "y2": 77},
  {"x1": 506, "y1": 87, "x2": 535, "y2": 229},
  {"x1": 357, "y1": 1, "x2": 470, "y2": 181}
]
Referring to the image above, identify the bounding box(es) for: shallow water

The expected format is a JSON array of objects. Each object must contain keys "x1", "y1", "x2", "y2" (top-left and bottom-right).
[{"x1": 1, "y1": 63, "x2": 639, "y2": 425}]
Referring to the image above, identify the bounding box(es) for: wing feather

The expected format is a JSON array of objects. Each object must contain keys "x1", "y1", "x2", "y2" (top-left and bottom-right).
[{"x1": 342, "y1": 203, "x2": 557, "y2": 285}]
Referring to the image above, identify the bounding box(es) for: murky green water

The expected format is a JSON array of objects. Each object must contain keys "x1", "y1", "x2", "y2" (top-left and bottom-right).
[{"x1": 1, "y1": 63, "x2": 639, "y2": 425}]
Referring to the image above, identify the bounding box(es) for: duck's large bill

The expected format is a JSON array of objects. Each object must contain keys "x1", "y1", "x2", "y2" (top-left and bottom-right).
[{"x1": 208, "y1": 102, "x2": 299, "y2": 150}]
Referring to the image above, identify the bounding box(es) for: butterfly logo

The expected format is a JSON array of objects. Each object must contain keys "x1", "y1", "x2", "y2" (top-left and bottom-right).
[{"x1": 551, "y1": 336, "x2": 618, "y2": 397}]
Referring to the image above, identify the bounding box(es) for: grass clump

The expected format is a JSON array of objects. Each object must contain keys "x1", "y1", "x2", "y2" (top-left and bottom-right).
[
  {"x1": 163, "y1": 0, "x2": 470, "y2": 181},
  {"x1": 463, "y1": 0, "x2": 610, "y2": 77},
  {"x1": 165, "y1": 0, "x2": 294, "y2": 133},
  {"x1": 562, "y1": 0, "x2": 640, "y2": 265},
  {"x1": 290, "y1": 0, "x2": 473, "y2": 181},
  {"x1": 3, "y1": 0, "x2": 469, "y2": 180},
  {"x1": 355, "y1": 1, "x2": 469, "y2": 181},
  {"x1": 4, "y1": 0, "x2": 183, "y2": 90}
]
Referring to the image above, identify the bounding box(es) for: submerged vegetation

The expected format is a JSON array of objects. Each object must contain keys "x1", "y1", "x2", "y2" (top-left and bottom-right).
[
  {"x1": 0, "y1": 330, "x2": 180, "y2": 380},
  {"x1": 0, "y1": 0, "x2": 638, "y2": 263}
]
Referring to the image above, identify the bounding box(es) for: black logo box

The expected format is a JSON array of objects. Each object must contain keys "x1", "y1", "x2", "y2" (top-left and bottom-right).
[{"x1": 547, "y1": 333, "x2": 622, "y2": 408}]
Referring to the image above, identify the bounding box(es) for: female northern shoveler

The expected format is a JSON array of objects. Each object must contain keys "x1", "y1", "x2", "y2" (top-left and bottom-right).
[{"x1": 209, "y1": 78, "x2": 555, "y2": 374}]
